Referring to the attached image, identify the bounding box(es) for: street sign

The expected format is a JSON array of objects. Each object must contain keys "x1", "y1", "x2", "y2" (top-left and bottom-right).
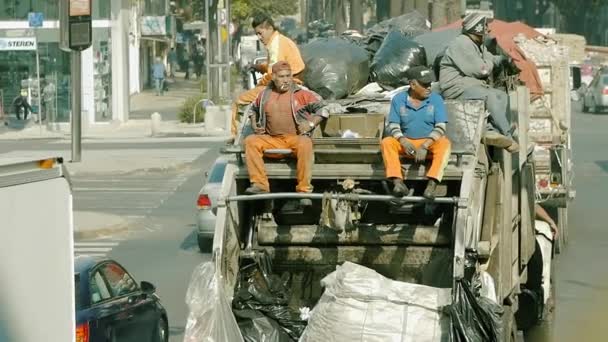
[
  {"x1": 0, "y1": 37, "x2": 37, "y2": 51},
  {"x1": 28, "y1": 12, "x2": 44, "y2": 28},
  {"x1": 59, "y1": 0, "x2": 92, "y2": 51}
]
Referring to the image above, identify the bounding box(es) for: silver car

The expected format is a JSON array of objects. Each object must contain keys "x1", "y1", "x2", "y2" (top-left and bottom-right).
[
  {"x1": 583, "y1": 68, "x2": 608, "y2": 113},
  {"x1": 196, "y1": 157, "x2": 227, "y2": 253}
]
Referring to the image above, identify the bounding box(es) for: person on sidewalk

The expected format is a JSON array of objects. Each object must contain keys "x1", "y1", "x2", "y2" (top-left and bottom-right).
[
  {"x1": 381, "y1": 66, "x2": 452, "y2": 200},
  {"x1": 152, "y1": 57, "x2": 166, "y2": 96},
  {"x1": 439, "y1": 13, "x2": 519, "y2": 153},
  {"x1": 168, "y1": 48, "x2": 178, "y2": 78},
  {"x1": 244, "y1": 61, "x2": 328, "y2": 206},
  {"x1": 231, "y1": 13, "x2": 305, "y2": 137},
  {"x1": 12, "y1": 89, "x2": 33, "y2": 121}
]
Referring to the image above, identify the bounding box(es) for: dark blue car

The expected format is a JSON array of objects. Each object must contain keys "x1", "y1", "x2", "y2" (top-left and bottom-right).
[{"x1": 74, "y1": 256, "x2": 168, "y2": 342}]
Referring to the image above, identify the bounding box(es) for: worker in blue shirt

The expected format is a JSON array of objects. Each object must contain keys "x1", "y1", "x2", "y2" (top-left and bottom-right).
[{"x1": 382, "y1": 66, "x2": 452, "y2": 199}]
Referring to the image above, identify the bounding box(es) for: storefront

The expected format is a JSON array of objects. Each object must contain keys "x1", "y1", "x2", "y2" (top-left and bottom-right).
[{"x1": 0, "y1": 0, "x2": 115, "y2": 125}]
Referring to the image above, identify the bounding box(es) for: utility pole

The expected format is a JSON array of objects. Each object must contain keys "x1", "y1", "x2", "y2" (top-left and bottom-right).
[
  {"x1": 206, "y1": 0, "x2": 231, "y2": 104},
  {"x1": 427, "y1": 0, "x2": 434, "y2": 29},
  {"x1": 349, "y1": 0, "x2": 364, "y2": 32},
  {"x1": 59, "y1": 0, "x2": 92, "y2": 163}
]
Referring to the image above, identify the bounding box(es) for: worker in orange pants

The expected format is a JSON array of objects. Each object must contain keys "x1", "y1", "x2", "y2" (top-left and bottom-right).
[
  {"x1": 245, "y1": 134, "x2": 313, "y2": 193},
  {"x1": 381, "y1": 136, "x2": 451, "y2": 194},
  {"x1": 231, "y1": 13, "x2": 305, "y2": 136},
  {"x1": 382, "y1": 66, "x2": 452, "y2": 199},
  {"x1": 244, "y1": 61, "x2": 328, "y2": 206}
]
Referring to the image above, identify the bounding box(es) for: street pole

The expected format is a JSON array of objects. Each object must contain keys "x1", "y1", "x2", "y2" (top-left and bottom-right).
[
  {"x1": 71, "y1": 50, "x2": 81, "y2": 162},
  {"x1": 428, "y1": 0, "x2": 434, "y2": 29}
]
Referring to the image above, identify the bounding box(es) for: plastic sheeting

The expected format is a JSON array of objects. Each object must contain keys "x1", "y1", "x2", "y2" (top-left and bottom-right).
[
  {"x1": 183, "y1": 262, "x2": 244, "y2": 342},
  {"x1": 370, "y1": 31, "x2": 427, "y2": 90},
  {"x1": 448, "y1": 279, "x2": 504, "y2": 342},
  {"x1": 366, "y1": 11, "x2": 430, "y2": 37},
  {"x1": 299, "y1": 262, "x2": 452, "y2": 342},
  {"x1": 413, "y1": 29, "x2": 461, "y2": 67},
  {"x1": 301, "y1": 38, "x2": 371, "y2": 99}
]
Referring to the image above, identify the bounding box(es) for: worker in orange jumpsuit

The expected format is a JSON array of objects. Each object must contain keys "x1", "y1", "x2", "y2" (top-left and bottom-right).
[
  {"x1": 381, "y1": 66, "x2": 452, "y2": 200},
  {"x1": 231, "y1": 13, "x2": 305, "y2": 136},
  {"x1": 244, "y1": 61, "x2": 328, "y2": 206}
]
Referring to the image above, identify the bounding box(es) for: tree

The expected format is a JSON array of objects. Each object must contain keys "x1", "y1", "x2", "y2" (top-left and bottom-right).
[
  {"x1": 189, "y1": 0, "x2": 299, "y2": 24},
  {"x1": 349, "y1": 0, "x2": 364, "y2": 31},
  {"x1": 548, "y1": 0, "x2": 604, "y2": 35}
]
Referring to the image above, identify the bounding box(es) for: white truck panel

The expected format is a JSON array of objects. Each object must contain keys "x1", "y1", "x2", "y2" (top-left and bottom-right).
[{"x1": 0, "y1": 175, "x2": 75, "y2": 342}]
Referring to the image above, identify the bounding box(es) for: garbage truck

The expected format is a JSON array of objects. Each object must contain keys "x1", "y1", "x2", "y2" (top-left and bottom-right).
[
  {"x1": 0, "y1": 157, "x2": 75, "y2": 342},
  {"x1": 183, "y1": 83, "x2": 554, "y2": 341}
]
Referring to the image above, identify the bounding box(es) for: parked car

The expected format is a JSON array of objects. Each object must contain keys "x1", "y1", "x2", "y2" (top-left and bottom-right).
[
  {"x1": 196, "y1": 157, "x2": 228, "y2": 253},
  {"x1": 75, "y1": 256, "x2": 168, "y2": 342},
  {"x1": 583, "y1": 68, "x2": 608, "y2": 113}
]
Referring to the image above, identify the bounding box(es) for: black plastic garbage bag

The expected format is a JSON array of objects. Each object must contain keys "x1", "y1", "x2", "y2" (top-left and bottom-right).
[
  {"x1": 447, "y1": 279, "x2": 504, "y2": 342},
  {"x1": 370, "y1": 31, "x2": 427, "y2": 89},
  {"x1": 301, "y1": 38, "x2": 370, "y2": 99},
  {"x1": 235, "y1": 309, "x2": 293, "y2": 342},
  {"x1": 233, "y1": 252, "x2": 307, "y2": 341}
]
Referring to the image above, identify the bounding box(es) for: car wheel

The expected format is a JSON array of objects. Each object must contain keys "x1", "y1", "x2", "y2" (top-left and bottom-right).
[
  {"x1": 153, "y1": 316, "x2": 168, "y2": 342},
  {"x1": 197, "y1": 235, "x2": 212, "y2": 253}
]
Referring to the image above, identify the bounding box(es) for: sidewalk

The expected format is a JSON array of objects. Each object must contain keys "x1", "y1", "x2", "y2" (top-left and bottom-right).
[{"x1": 0, "y1": 73, "x2": 230, "y2": 140}]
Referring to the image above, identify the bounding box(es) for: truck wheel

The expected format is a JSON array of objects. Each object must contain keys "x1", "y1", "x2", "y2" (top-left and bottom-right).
[{"x1": 197, "y1": 235, "x2": 212, "y2": 253}]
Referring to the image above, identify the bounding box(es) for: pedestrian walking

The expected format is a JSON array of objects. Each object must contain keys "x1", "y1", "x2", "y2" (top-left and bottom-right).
[{"x1": 152, "y1": 57, "x2": 166, "y2": 96}]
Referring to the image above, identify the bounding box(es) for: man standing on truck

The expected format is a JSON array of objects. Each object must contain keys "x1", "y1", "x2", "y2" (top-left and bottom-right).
[
  {"x1": 243, "y1": 61, "x2": 328, "y2": 206},
  {"x1": 382, "y1": 66, "x2": 452, "y2": 200},
  {"x1": 439, "y1": 13, "x2": 519, "y2": 153},
  {"x1": 231, "y1": 13, "x2": 306, "y2": 137}
]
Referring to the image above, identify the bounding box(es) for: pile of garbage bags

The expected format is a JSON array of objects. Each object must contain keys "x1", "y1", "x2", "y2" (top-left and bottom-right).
[
  {"x1": 301, "y1": 38, "x2": 370, "y2": 99},
  {"x1": 183, "y1": 259, "x2": 504, "y2": 341},
  {"x1": 302, "y1": 11, "x2": 432, "y2": 98}
]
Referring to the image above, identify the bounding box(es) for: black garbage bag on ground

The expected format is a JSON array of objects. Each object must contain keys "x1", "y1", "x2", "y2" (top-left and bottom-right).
[
  {"x1": 301, "y1": 38, "x2": 370, "y2": 99},
  {"x1": 447, "y1": 278, "x2": 504, "y2": 342},
  {"x1": 370, "y1": 31, "x2": 427, "y2": 89},
  {"x1": 233, "y1": 252, "x2": 307, "y2": 342}
]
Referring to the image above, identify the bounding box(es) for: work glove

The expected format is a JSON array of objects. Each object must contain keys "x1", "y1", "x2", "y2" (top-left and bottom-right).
[
  {"x1": 399, "y1": 137, "x2": 416, "y2": 156},
  {"x1": 414, "y1": 146, "x2": 428, "y2": 163}
]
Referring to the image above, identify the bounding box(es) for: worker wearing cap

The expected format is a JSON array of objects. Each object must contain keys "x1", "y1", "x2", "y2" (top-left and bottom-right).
[
  {"x1": 231, "y1": 13, "x2": 306, "y2": 137},
  {"x1": 439, "y1": 13, "x2": 518, "y2": 153},
  {"x1": 244, "y1": 61, "x2": 328, "y2": 205},
  {"x1": 382, "y1": 66, "x2": 452, "y2": 200}
]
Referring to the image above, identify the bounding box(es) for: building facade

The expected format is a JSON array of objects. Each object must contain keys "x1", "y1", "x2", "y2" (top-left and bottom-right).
[{"x1": 0, "y1": 0, "x2": 171, "y2": 128}]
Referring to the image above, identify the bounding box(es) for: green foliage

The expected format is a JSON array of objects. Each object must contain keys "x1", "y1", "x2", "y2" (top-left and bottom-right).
[
  {"x1": 179, "y1": 94, "x2": 207, "y2": 123},
  {"x1": 188, "y1": 0, "x2": 299, "y2": 25}
]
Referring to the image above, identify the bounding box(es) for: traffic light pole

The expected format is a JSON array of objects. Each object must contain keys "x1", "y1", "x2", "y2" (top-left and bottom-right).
[{"x1": 71, "y1": 50, "x2": 81, "y2": 162}]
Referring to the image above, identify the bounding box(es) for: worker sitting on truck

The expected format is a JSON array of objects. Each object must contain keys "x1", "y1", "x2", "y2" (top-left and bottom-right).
[
  {"x1": 439, "y1": 13, "x2": 519, "y2": 153},
  {"x1": 244, "y1": 61, "x2": 328, "y2": 206},
  {"x1": 231, "y1": 13, "x2": 306, "y2": 137},
  {"x1": 382, "y1": 66, "x2": 452, "y2": 200}
]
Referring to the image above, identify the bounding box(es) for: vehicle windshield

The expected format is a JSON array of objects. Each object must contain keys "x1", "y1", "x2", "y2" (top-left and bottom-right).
[{"x1": 208, "y1": 162, "x2": 227, "y2": 183}]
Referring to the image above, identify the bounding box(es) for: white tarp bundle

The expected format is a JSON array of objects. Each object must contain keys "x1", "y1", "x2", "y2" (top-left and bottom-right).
[{"x1": 299, "y1": 262, "x2": 451, "y2": 342}]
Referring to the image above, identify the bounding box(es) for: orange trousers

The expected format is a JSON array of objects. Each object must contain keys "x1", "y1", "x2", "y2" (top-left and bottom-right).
[
  {"x1": 381, "y1": 136, "x2": 451, "y2": 182},
  {"x1": 245, "y1": 134, "x2": 313, "y2": 192},
  {"x1": 231, "y1": 85, "x2": 266, "y2": 136}
]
